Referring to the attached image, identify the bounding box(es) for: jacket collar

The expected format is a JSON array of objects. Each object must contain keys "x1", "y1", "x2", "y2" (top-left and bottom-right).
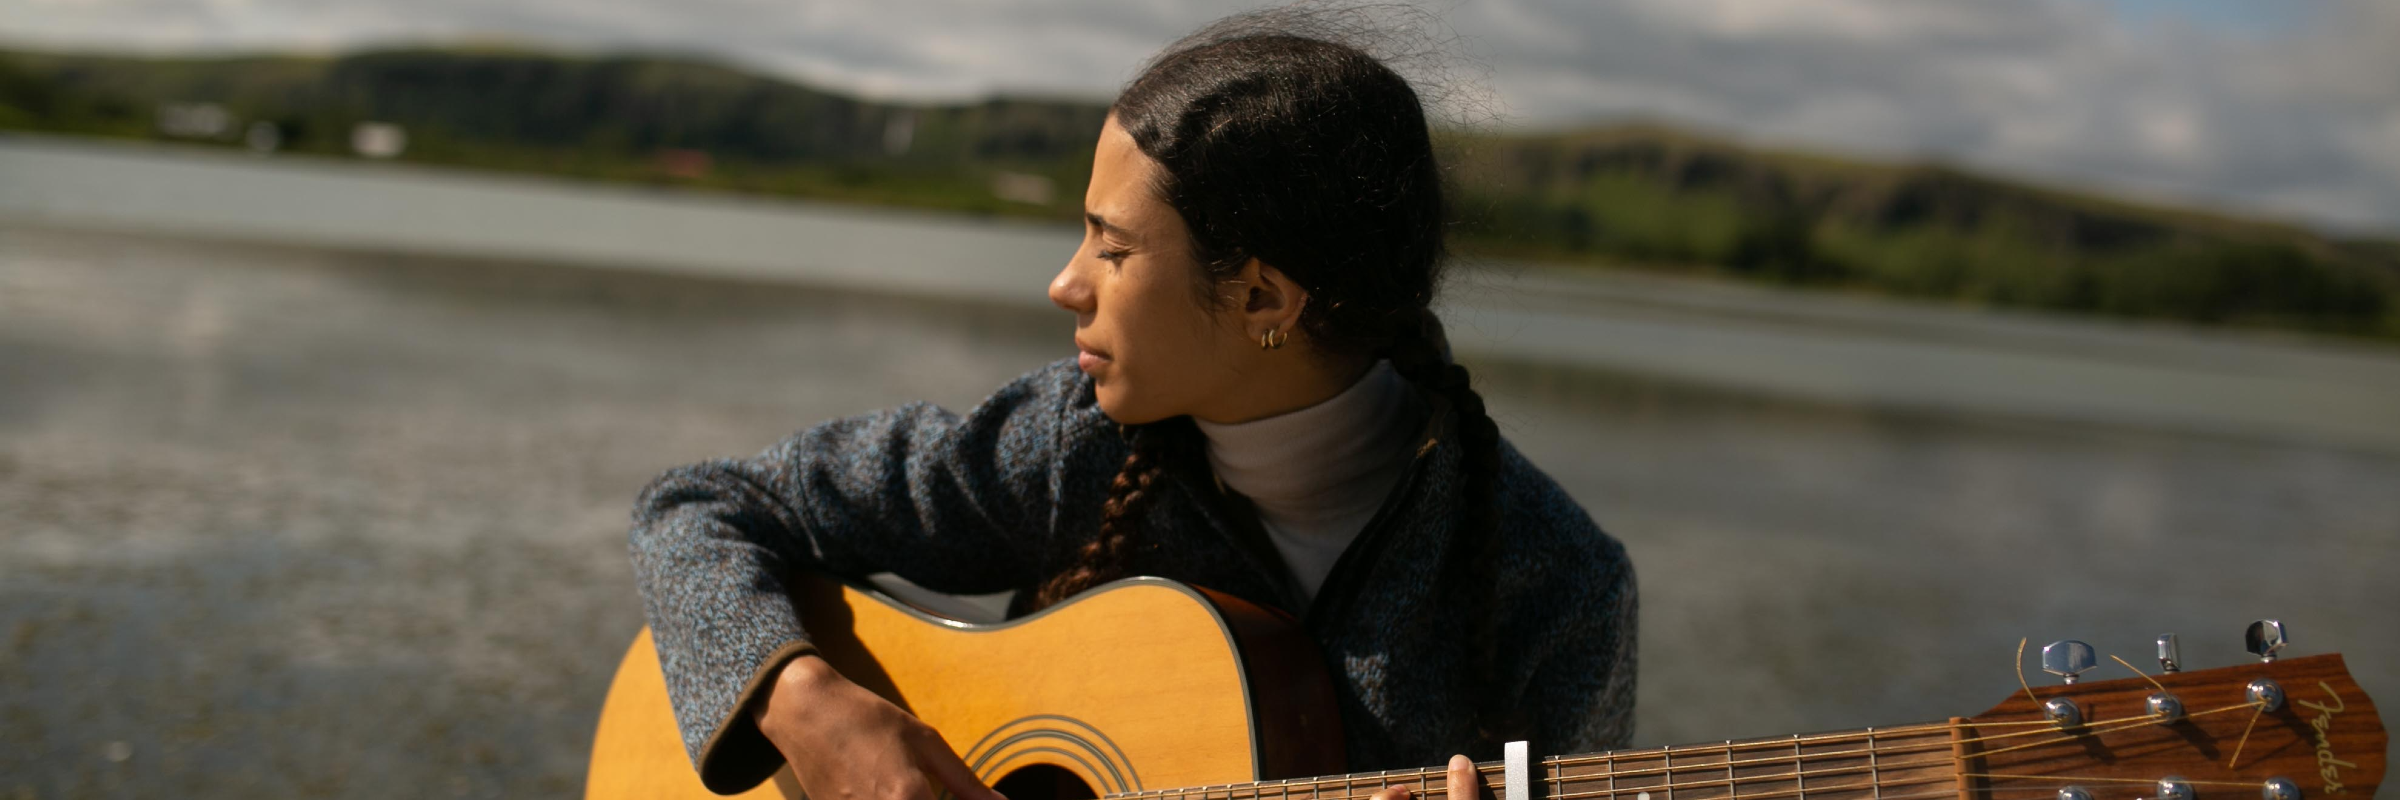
[{"x1": 1159, "y1": 383, "x2": 1463, "y2": 620}]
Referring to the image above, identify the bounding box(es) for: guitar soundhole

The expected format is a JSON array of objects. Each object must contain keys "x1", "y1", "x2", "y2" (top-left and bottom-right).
[{"x1": 993, "y1": 764, "x2": 1098, "y2": 800}]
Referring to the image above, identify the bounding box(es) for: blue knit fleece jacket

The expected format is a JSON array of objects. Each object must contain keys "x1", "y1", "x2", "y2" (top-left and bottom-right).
[{"x1": 628, "y1": 358, "x2": 1637, "y2": 793}]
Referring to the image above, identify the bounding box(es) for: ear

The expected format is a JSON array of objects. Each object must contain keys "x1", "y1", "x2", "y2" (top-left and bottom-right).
[{"x1": 1234, "y1": 258, "x2": 1309, "y2": 340}]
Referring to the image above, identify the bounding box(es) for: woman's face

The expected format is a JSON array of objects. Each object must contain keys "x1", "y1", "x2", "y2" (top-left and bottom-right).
[{"x1": 1049, "y1": 116, "x2": 1254, "y2": 425}]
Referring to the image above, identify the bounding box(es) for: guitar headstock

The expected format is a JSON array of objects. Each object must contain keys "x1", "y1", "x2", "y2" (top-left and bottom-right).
[{"x1": 1960, "y1": 632, "x2": 2383, "y2": 800}]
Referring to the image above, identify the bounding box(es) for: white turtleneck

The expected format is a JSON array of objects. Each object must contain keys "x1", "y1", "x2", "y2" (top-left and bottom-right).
[{"x1": 1194, "y1": 361, "x2": 1424, "y2": 603}]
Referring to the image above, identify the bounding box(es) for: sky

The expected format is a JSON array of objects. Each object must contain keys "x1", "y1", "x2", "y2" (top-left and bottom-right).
[{"x1": 4, "y1": 0, "x2": 2396, "y2": 236}]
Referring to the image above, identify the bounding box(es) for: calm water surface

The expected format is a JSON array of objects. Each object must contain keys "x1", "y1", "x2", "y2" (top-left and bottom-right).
[{"x1": 2, "y1": 220, "x2": 2395, "y2": 797}]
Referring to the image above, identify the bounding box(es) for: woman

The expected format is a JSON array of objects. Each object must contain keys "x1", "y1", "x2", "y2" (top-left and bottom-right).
[{"x1": 628, "y1": 9, "x2": 1635, "y2": 800}]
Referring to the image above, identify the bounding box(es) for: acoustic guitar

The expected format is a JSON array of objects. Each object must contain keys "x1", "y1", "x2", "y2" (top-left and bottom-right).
[{"x1": 587, "y1": 573, "x2": 2386, "y2": 800}]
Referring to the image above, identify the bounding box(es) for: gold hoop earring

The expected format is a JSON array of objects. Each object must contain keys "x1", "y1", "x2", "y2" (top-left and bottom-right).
[{"x1": 1259, "y1": 328, "x2": 1288, "y2": 351}]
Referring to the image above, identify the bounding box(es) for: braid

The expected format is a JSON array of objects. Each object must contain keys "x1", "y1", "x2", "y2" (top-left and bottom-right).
[
  {"x1": 1086, "y1": 10, "x2": 1540, "y2": 749},
  {"x1": 1386, "y1": 311, "x2": 1498, "y2": 524},
  {"x1": 1033, "y1": 423, "x2": 1184, "y2": 609},
  {"x1": 1385, "y1": 308, "x2": 1512, "y2": 742}
]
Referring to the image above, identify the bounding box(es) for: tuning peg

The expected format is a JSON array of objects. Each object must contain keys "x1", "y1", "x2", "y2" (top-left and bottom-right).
[
  {"x1": 2156, "y1": 634, "x2": 2181, "y2": 673},
  {"x1": 2245, "y1": 620, "x2": 2288, "y2": 663},
  {"x1": 2042, "y1": 640, "x2": 2097, "y2": 684}
]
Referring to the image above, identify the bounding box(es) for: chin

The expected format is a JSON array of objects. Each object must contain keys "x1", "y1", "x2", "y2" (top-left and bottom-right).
[{"x1": 1093, "y1": 384, "x2": 1171, "y2": 426}]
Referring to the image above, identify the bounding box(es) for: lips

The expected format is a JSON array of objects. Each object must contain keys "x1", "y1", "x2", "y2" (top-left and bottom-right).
[{"x1": 1075, "y1": 338, "x2": 1111, "y2": 373}]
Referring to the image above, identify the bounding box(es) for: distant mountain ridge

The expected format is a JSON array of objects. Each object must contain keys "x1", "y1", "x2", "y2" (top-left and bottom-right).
[{"x1": 3, "y1": 45, "x2": 2394, "y2": 339}]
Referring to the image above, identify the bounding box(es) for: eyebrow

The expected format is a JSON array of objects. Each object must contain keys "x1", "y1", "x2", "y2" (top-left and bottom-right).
[{"x1": 1084, "y1": 211, "x2": 1136, "y2": 240}]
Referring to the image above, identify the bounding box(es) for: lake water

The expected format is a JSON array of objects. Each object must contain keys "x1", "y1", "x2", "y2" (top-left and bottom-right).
[{"x1": 2, "y1": 138, "x2": 2395, "y2": 798}]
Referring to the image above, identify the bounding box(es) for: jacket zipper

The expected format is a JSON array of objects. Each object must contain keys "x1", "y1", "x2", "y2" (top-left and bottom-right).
[{"x1": 1302, "y1": 390, "x2": 1453, "y2": 631}]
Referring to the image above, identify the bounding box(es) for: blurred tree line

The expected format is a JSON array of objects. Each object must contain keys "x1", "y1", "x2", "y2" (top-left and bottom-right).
[{"x1": 3, "y1": 47, "x2": 2394, "y2": 339}]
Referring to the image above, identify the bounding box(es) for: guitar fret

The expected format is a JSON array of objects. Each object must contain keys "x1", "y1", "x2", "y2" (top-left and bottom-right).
[
  {"x1": 1664, "y1": 748, "x2": 1673, "y2": 800},
  {"x1": 1731, "y1": 740, "x2": 1744, "y2": 800},
  {"x1": 1866, "y1": 728, "x2": 1880, "y2": 800}
]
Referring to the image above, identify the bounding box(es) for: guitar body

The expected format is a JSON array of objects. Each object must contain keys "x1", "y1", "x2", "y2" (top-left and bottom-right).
[
  {"x1": 587, "y1": 575, "x2": 1346, "y2": 800},
  {"x1": 594, "y1": 577, "x2": 2387, "y2": 800}
]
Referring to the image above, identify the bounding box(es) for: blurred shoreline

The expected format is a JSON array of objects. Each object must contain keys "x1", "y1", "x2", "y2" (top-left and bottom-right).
[
  {"x1": 9, "y1": 44, "x2": 2398, "y2": 346},
  {"x1": 7, "y1": 132, "x2": 2399, "y2": 455}
]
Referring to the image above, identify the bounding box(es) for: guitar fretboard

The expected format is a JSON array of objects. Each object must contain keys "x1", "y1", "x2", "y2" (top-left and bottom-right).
[{"x1": 1105, "y1": 724, "x2": 1960, "y2": 800}]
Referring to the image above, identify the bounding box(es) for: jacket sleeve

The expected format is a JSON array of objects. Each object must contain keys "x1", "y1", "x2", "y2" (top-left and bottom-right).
[
  {"x1": 625, "y1": 359, "x2": 1094, "y2": 793},
  {"x1": 1524, "y1": 536, "x2": 1639, "y2": 754}
]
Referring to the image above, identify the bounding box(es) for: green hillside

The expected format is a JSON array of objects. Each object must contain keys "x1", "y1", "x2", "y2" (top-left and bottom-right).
[
  {"x1": 4, "y1": 46, "x2": 2395, "y2": 339},
  {"x1": 1449, "y1": 126, "x2": 2400, "y2": 334},
  {"x1": 0, "y1": 47, "x2": 1107, "y2": 214}
]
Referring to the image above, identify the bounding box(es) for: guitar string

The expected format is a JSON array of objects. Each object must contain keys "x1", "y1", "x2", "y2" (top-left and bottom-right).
[
  {"x1": 1531, "y1": 699, "x2": 2258, "y2": 800},
  {"x1": 1544, "y1": 714, "x2": 2098, "y2": 780},
  {"x1": 2224, "y1": 702, "x2": 2267, "y2": 769},
  {"x1": 1310, "y1": 773, "x2": 1957, "y2": 800},
  {"x1": 1121, "y1": 717, "x2": 2118, "y2": 800},
  {"x1": 1546, "y1": 710, "x2": 2136, "y2": 775},
  {"x1": 1121, "y1": 754, "x2": 2245, "y2": 800},
  {"x1": 1534, "y1": 646, "x2": 2230, "y2": 795},
  {"x1": 1113, "y1": 715, "x2": 2253, "y2": 800},
  {"x1": 1575, "y1": 784, "x2": 2159, "y2": 800},
  {"x1": 1963, "y1": 700, "x2": 2263, "y2": 760},
  {"x1": 1153, "y1": 769, "x2": 1955, "y2": 800},
  {"x1": 1540, "y1": 724, "x2": 1953, "y2": 772},
  {"x1": 2013, "y1": 638, "x2": 2042, "y2": 708},
  {"x1": 1119, "y1": 718, "x2": 2019, "y2": 800},
  {"x1": 1122, "y1": 696, "x2": 2273, "y2": 800},
  {"x1": 1114, "y1": 721, "x2": 1966, "y2": 800},
  {"x1": 1537, "y1": 758, "x2": 1959, "y2": 800},
  {"x1": 1547, "y1": 738, "x2": 1961, "y2": 782},
  {"x1": 1116, "y1": 745, "x2": 1958, "y2": 800},
  {"x1": 1958, "y1": 775, "x2": 2262, "y2": 789},
  {"x1": 1107, "y1": 696, "x2": 2266, "y2": 800},
  {"x1": 1558, "y1": 699, "x2": 2271, "y2": 800},
  {"x1": 2106, "y1": 655, "x2": 2168, "y2": 693},
  {"x1": 1242, "y1": 769, "x2": 2255, "y2": 800}
]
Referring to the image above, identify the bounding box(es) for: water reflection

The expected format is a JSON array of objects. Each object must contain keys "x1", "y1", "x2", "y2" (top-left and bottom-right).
[{"x1": 1, "y1": 224, "x2": 2393, "y2": 797}]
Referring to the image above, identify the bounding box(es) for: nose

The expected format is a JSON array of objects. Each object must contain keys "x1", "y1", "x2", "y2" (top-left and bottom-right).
[{"x1": 1049, "y1": 254, "x2": 1095, "y2": 317}]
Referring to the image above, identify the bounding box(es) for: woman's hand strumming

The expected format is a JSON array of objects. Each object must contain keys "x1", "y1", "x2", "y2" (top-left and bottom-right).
[{"x1": 754, "y1": 655, "x2": 1005, "y2": 800}]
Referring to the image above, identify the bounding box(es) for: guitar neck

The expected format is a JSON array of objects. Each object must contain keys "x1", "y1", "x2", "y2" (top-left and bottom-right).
[{"x1": 1105, "y1": 723, "x2": 1961, "y2": 800}]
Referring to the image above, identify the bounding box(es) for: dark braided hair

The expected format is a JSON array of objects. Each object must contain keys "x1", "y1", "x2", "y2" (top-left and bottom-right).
[{"x1": 1034, "y1": 7, "x2": 1506, "y2": 625}]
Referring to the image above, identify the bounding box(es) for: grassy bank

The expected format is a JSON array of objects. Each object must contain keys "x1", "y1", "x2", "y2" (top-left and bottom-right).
[{"x1": 5, "y1": 46, "x2": 2395, "y2": 340}]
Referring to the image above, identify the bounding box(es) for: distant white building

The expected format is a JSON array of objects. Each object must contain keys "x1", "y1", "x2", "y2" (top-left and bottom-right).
[
  {"x1": 157, "y1": 103, "x2": 231, "y2": 139},
  {"x1": 244, "y1": 121, "x2": 282, "y2": 154},
  {"x1": 351, "y1": 122, "x2": 408, "y2": 159},
  {"x1": 990, "y1": 171, "x2": 1055, "y2": 206},
  {"x1": 883, "y1": 112, "x2": 915, "y2": 156}
]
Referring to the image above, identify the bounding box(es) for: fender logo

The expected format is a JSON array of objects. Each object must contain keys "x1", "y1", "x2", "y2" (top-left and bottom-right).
[{"x1": 2296, "y1": 682, "x2": 2355, "y2": 795}]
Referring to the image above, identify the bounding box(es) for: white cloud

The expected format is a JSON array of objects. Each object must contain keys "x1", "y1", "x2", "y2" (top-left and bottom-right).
[{"x1": 1, "y1": 0, "x2": 2394, "y2": 234}]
